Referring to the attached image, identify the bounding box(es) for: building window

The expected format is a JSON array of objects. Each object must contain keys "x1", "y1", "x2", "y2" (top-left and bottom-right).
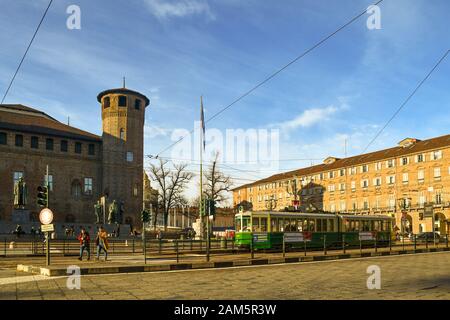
[
  {"x1": 15, "y1": 134, "x2": 23, "y2": 147},
  {"x1": 340, "y1": 169, "x2": 345, "y2": 177},
  {"x1": 31, "y1": 136, "x2": 39, "y2": 149},
  {"x1": 45, "y1": 175, "x2": 53, "y2": 191},
  {"x1": 351, "y1": 181, "x2": 356, "y2": 191},
  {"x1": 13, "y1": 171, "x2": 23, "y2": 185},
  {"x1": 375, "y1": 162, "x2": 382, "y2": 171},
  {"x1": 84, "y1": 178, "x2": 93, "y2": 195},
  {"x1": 133, "y1": 184, "x2": 138, "y2": 197},
  {"x1": 361, "y1": 180, "x2": 369, "y2": 188},
  {"x1": 126, "y1": 151, "x2": 134, "y2": 162},
  {"x1": 328, "y1": 171, "x2": 334, "y2": 179},
  {"x1": 387, "y1": 159, "x2": 394, "y2": 168},
  {"x1": 418, "y1": 193, "x2": 425, "y2": 208},
  {"x1": 118, "y1": 95, "x2": 127, "y2": 107},
  {"x1": 402, "y1": 173, "x2": 409, "y2": 184},
  {"x1": 418, "y1": 170, "x2": 424, "y2": 182},
  {"x1": 387, "y1": 175, "x2": 395, "y2": 185},
  {"x1": 120, "y1": 128, "x2": 125, "y2": 140},
  {"x1": 362, "y1": 165, "x2": 368, "y2": 173},
  {"x1": 432, "y1": 150, "x2": 442, "y2": 160},
  {"x1": 417, "y1": 154, "x2": 424, "y2": 162},
  {"x1": 75, "y1": 142, "x2": 82, "y2": 154},
  {"x1": 401, "y1": 157, "x2": 408, "y2": 165},
  {"x1": 88, "y1": 144, "x2": 95, "y2": 156},
  {"x1": 61, "y1": 140, "x2": 68, "y2": 152},
  {"x1": 434, "y1": 167, "x2": 441, "y2": 180},
  {"x1": 46, "y1": 138, "x2": 54, "y2": 151},
  {"x1": 339, "y1": 183, "x2": 345, "y2": 191},
  {"x1": 0, "y1": 132, "x2": 7, "y2": 145},
  {"x1": 435, "y1": 191, "x2": 442, "y2": 205},
  {"x1": 103, "y1": 97, "x2": 110, "y2": 108},
  {"x1": 135, "y1": 99, "x2": 141, "y2": 110},
  {"x1": 373, "y1": 177, "x2": 381, "y2": 186}
]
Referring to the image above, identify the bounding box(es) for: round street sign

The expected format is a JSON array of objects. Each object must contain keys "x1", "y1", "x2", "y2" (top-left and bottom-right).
[{"x1": 39, "y1": 208, "x2": 54, "y2": 225}]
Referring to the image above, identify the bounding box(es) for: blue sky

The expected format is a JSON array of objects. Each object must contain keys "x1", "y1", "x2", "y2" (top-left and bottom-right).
[{"x1": 1, "y1": 0, "x2": 450, "y2": 200}]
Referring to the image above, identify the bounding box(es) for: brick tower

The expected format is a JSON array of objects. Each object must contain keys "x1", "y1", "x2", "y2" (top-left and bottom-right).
[{"x1": 97, "y1": 86, "x2": 150, "y2": 228}]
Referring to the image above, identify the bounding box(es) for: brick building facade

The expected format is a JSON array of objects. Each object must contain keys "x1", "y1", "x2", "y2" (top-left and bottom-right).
[
  {"x1": 233, "y1": 136, "x2": 450, "y2": 236},
  {"x1": 0, "y1": 87, "x2": 149, "y2": 228}
]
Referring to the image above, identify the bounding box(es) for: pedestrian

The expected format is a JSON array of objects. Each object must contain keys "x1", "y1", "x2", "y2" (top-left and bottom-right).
[
  {"x1": 77, "y1": 228, "x2": 91, "y2": 261},
  {"x1": 95, "y1": 227, "x2": 109, "y2": 261}
]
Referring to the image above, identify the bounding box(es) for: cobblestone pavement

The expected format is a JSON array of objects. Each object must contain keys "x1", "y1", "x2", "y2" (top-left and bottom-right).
[{"x1": 0, "y1": 252, "x2": 449, "y2": 300}]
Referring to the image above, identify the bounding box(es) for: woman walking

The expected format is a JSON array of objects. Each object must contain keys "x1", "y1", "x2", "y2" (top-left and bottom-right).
[{"x1": 96, "y1": 227, "x2": 109, "y2": 261}]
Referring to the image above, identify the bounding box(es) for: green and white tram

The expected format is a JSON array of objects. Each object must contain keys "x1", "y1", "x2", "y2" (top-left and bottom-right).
[{"x1": 234, "y1": 211, "x2": 394, "y2": 250}]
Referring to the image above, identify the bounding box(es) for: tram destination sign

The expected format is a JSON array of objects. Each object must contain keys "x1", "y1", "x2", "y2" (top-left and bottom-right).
[
  {"x1": 284, "y1": 232, "x2": 312, "y2": 243},
  {"x1": 359, "y1": 231, "x2": 376, "y2": 241},
  {"x1": 252, "y1": 233, "x2": 268, "y2": 243}
]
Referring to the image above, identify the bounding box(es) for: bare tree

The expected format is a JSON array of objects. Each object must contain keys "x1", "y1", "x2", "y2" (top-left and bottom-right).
[
  {"x1": 203, "y1": 153, "x2": 233, "y2": 204},
  {"x1": 149, "y1": 159, "x2": 193, "y2": 230}
]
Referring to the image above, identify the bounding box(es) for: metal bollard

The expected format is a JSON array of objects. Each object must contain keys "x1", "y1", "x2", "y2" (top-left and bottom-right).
[
  {"x1": 342, "y1": 234, "x2": 346, "y2": 254},
  {"x1": 282, "y1": 234, "x2": 285, "y2": 258},
  {"x1": 323, "y1": 235, "x2": 327, "y2": 255},
  {"x1": 374, "y1": 234, "x2": 377, "y2": 253},
  {"x1": 304, "y1": 239, "x2": 307, "y2": 256},
  {"x1": 359, "y1": 239, "x2": 362, "y2": 255},
  {"x1": 426, "y1": 234, "x2": 429, "y2": 249},
  {"x1": 389, "y1": 233, "x2": 392, "y2": 252},
  {"x1": 414, "y1": 234, "x2": 417, "y2": 251}
]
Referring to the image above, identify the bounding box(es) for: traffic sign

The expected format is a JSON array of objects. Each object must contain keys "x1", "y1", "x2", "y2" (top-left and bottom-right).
[
  {"x1": 39, "y1": 208, "x2": 54, "y2": 225},
  {"x1": 41, "y1": 224, "x2": 54, "y2": 233}
]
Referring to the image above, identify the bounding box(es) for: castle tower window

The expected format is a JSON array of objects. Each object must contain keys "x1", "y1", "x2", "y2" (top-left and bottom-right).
[
  {"x1": 15, "y1": 134, "x2": 23, "y2": 147},
  {"x1": 31, "y1": 136, "x2": 39, "y2": 149},
  {"x1": 103, "y1": 97, "x2": 110, "y2": 108},
  {"x1": 135, "y1": 99, "x2": 141, "y2": 110},
  {"x1": 118, "y1": 95, "x2": 127, "y2": 107},
  {"x1": 61, "y1": 140, "x2": 68, "y2": 152},
  {"x1": 0, "y1": 132, "x2": 7, "y2": 145},
  {"x1": 88, "y1": 143, "x2": 95, "y2": 155},
  {"x1": 75, "y1": 142, "x2": 82, "y2": 154},
  {"x1": 120, "y1": 128, "x2": 125, "y2": 140},
  {"x1": 127, "y1": 151, "x2": 134, "y2": 162},
  {"x1": 46, "y1": 138, "x2": 54, "y2": 151}
]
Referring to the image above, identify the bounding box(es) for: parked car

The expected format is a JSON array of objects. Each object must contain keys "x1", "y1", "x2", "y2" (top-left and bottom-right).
[{"x1": 416, "y1": 232, "x2": 440, "y2": 242}]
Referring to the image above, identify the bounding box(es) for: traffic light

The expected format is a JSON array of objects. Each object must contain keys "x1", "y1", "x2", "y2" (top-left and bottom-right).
[
  {"x1": 141, "y1": 209, "x2": 151, "y2": 223},
  {"x1": 37, "y1": 186, "x2": 48, "y2": 208},
  {"x1": 200, "y1": 197, "x2": 206, "y2": 216},
  {"x1": 207, "y1": 199, "x2": 216, "y2": 216}
]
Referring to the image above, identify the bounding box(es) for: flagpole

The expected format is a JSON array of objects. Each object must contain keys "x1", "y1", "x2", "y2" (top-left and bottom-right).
[{"x1": 199, "y1": 96, "x2": 204, "y2": 239}]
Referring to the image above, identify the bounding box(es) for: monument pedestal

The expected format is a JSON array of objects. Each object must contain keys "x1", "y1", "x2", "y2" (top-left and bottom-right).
[{"x1": 12, "y1": 209, "x2": 30, "y2": 224}]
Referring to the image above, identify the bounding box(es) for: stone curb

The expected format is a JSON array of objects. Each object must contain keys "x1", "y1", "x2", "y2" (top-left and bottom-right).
[{"x1": 17, "y1": 247, "x2": 450, "y2": 277}]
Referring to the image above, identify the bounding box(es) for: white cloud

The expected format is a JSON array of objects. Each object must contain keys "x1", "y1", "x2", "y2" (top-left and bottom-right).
[
  {"x1": 144, "y1": 0, "x2": 215, "y2": 20},
  {"x1": 275, "y1": 105, "x2": 339, "y2": 131},
  {"x1": 145, "y1": 124, "x2": 170, "y2": 138}
]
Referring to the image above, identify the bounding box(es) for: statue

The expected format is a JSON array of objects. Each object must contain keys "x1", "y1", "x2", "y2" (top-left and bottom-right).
[
  {"x1": 94, "y1": 200, "x2": 102, "y2": 224},
  {"x1": 108, "y1": 200, "x2": 119, "y2": 224},
  {"x1": 13, "y1": 177, "x2": 28, "y2": 209}
]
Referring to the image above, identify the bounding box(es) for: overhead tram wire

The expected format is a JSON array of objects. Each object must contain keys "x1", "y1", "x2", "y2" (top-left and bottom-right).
[
  {"x1": 1, "y1": 0, "x2": 54, "y2": 104},
  {"x1": 362, "y1": 49, "x2": 450, "y2": 154},
  {"x1": 149, "y1": 0, "x2": 385, "y2": 160}
]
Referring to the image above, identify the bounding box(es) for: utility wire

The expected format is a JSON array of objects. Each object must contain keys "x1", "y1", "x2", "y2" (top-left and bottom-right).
[
  {"x1": 150, "y1": 0, "x2": 384, "y2": 159},
  {"x1": 1, "y1": 0, "x2": 53, "y2": 104},
  {"x1": 362, "y1": 49, "x2": 450, "y2": 153}
]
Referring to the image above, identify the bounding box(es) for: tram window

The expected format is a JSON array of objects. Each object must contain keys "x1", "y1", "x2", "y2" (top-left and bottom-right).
[
  {"x1": 323, "y1": 219, "x2": 327, "y2": 232},
  {"x1": 309, "y1": 219, "x2": 316, "y2": 232},
  {"x1": 279, "y1": 218, "x2": 284, "y2": 232},
  {"x1": 364, "y1": 221, "x2": 370, "y2": 231},
  {"x1": 317, "y1": 219, "x2": 322, "y2": 232},
  {"x1": 242, "y1": 217, "x2": 250, "y2": 232},
  {"x1": 272, "y1": 218, "x2": 278, "y2": 232},
  {"x1": 284, "y1": 219, "x2": 291, "y2": 232},
  {"x1": 236, "y1": 219, "x2": 242, "y2": 232},
  {"x1": 373, "y1": 221, "x2": 379, "y2": 231},
  {"x1": 355, "y1": 221, "x2": 361, "y2": 231},
  {"x1": 344, "y1": 220, "x2": 350, "y2": 232},
  {"x1": 252, "y1": 218, "x2": 260, "y2": 232},
  {"x1": 297, "y1": 219, "x2": 303, "y2": 232},
  {"x1": 290, "y1": 219, "x2": 297, "y2": 232},
  {"x1": 261, "y1": 218, "x2": 267, "y2": 232}
]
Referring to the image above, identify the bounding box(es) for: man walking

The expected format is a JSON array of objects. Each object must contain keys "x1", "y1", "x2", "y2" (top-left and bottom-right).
[{"x1": 77, "y1": 228, "x2": 91, "y2": 261}]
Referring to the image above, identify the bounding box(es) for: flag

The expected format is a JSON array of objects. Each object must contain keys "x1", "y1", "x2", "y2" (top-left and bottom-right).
[{"x1": 200, "y1": 96, "x2": 205, "y2": 151}]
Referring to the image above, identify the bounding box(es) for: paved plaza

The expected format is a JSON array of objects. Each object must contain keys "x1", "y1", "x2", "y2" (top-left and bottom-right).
[{"x1": 0, "y1": 251, "x2": 449, "y2": 300}]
